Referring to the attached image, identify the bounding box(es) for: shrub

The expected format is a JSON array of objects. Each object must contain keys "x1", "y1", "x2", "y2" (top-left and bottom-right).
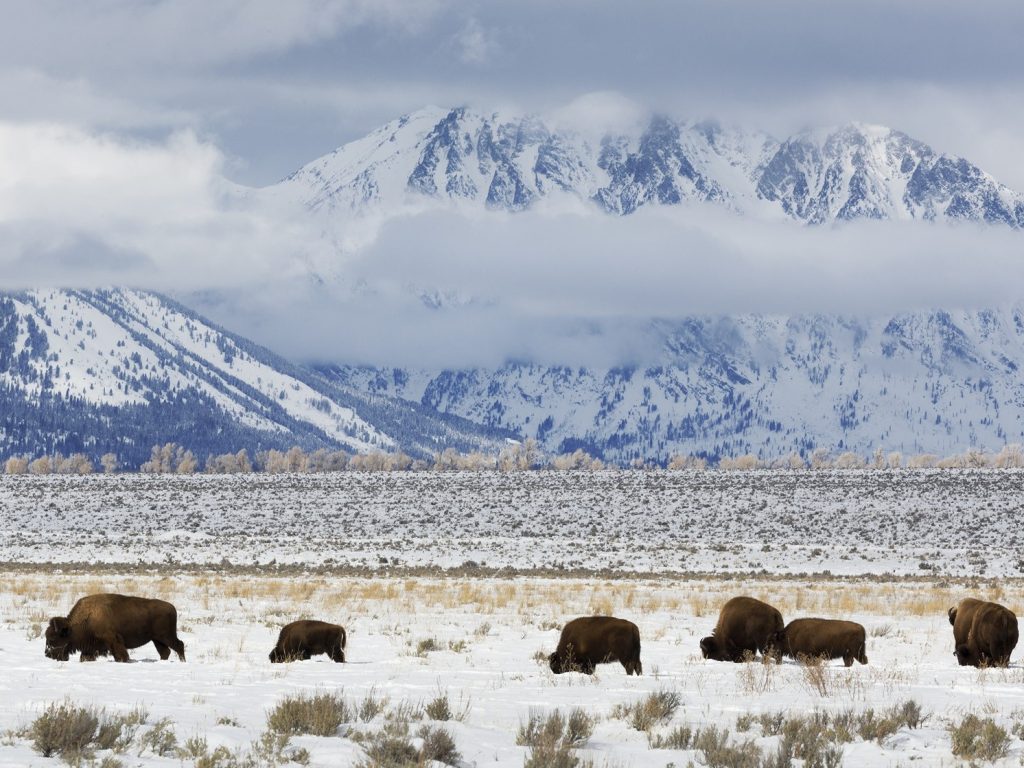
[
  {"x1": 418, "y1": 725, "x2": 461, "y2": 766},
  {"x1": 949, "y1": 714, "x2": 1010, "y2": 762},
  {"x1": 415, "y1": 638, "x2": 440, "y2": 656},
  {"x1": 517, "y1": 709, "x2": 593, "y2": 749},
  {"x1": 266, "y1": 692, "x2": 350, "y2": 737},
  {"x1": 692, "y1": 726, "x2": 763, "y2": 768},
  {"x1": 353, "y1": 720, "x2": 418, "y2": 767},
  {"x1": 357, "y1": 690, "x2": 388, "y2": 723},
  {"x1": 425, "y1": 695, "x2": 452, "y2": 722},
  {"x1": 613, "y1": 689, "x2": 681, "y2": 731},
  {"x1": 649, "y1": 725, "x2": 693, "y2": 749},
  {"x1": 138, "y1": 717, "x2": 177, "y2": 757},
  {"x1": 94, "y1": 707, "x2": 147, "y2": 753},
  {"x1": 30, "y1": 702, "x2": 100, "y2": 760}
]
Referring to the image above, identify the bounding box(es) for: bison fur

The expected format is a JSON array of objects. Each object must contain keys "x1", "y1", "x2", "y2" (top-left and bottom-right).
[
  {"x1": 45, "y1": 594, "x2": 185, "y2": 663},
  {"x1": 774, "y1": 618, "x2": 867, "y2": 666},
  {"x1": 269, "y1": 620, "x2": 347, "y2": 663},
  {"x1": 548, "y1": 616, "x2": 641, "y2": 675},
  {"x1": 700, "y1": 596, "x2": 784, "y2": 662}
]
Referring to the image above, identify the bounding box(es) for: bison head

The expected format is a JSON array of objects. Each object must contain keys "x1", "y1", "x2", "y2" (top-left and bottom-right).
[
  {"x1": 548, "y1": 652, "x2": 567, "y2": 674},
  {"x1": 948, "y1": 607, "x2": 958, "y2": 626},
  {"x1": 764, "y1": 631, "x2": 786, "y2": 662},
  {"x1": 699, "y1": 636, "x2": 721, "y2": 660},
  {"x1": 950, "y1": 643, "x2": 974, "y2": 667},
  {"x1": 44, "y1": 617, "x2": 73, "y2": 661}
]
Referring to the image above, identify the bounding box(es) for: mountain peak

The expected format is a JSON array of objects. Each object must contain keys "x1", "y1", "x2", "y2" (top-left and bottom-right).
[{"x1": 269, "y1": 106, "x2": 1024, "y2": 228}]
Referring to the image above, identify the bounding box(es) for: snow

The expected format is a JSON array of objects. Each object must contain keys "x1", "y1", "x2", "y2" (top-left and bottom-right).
[
  {"x1": 1, "y1": 289, "x2": 391, "y2": 453},
  {"x1": 2, "y1": 471, "x2": 1024, "y2": 765},
  {"x1": 3, "y1": 571, "x2": 1024, "y2": 766},
  {"x1": 1, "y1": 469, "x2": 1022, "y2": 576},
  {"x1": 265, "y1": 107, "x2": 1024, "y2": 228}
]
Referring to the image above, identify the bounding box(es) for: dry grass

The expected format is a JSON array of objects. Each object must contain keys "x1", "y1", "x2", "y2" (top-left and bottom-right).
[{"x1": 6, "y1": 568, "x2": 1024, "y2": 631}]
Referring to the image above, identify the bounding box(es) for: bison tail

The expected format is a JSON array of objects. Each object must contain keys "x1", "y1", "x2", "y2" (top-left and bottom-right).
[{"x1": 340, "y1": 628, "x2": 347, "y2": 649}]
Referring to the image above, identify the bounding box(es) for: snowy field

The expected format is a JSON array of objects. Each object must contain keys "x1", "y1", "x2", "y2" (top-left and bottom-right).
[
  {"x1": 3, "y1": 471, "x2": 1024, "y2": 766},
  {"x1": 2, "y1": 573, "x2": 1024, "y2": 766},
  {"x1": 1, "y1": 469, "x2": 1023, "y2": 577}
]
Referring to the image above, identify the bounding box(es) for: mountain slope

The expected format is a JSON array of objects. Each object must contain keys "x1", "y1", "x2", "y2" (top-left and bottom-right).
[
  {"x1": 0, "y1": 289, "x2": 512, "y2": 467},
  {"x1": 270, "y1": 108, "x2": 1024, "y2": 227},
  {"x1": 322, "y1": 307, "x2": 1024, "y2": 463}
]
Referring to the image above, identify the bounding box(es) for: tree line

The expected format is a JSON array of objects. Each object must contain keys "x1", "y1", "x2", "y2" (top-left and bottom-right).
[{"x1": 4, "y1": 442, "x2": 1024, "y2": 475}]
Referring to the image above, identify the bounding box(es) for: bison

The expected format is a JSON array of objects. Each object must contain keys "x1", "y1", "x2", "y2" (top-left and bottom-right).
[
  {"x1": 548, "y1": 616, "x2": 642, "y2": 675},
  {"x1": 700, "y1": 596, "x2": 784, "y2": 662},
  {"x1": 949, "y1": 598, "x2": 1018, "y2": 667},
  {"x1": 269, "y1": 620, "x2": 347, "y2": 663},
  {"x1": 773, "y1": 618, "x2": 867, "y2": 666},
  {"x1": 45, "y1": 594, "x2": 185, "y2": 663}
]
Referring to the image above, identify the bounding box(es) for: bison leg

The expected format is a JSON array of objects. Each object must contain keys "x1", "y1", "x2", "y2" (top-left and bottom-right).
[
  {"x1": 79, "y1": 652, "x2": 98, "y2": 662},
  {"x1": 330, "y1": 645, "x2": 345, "y2": 663},
  {"x1": 170, "y1": 639, "x2": 186, "y2": 662},
  {"x1": 842, "y1": 654, "x2": 854, "y2": 667},
  {"x1": 623, "y1": 658, "x2": 642, "y2": 675},
  {"x1": 109, "y1": 637, "x2": 131, "y2": 663},
  {"x1": 153, "y1": 640, "x2": 172, "y2": 660}
]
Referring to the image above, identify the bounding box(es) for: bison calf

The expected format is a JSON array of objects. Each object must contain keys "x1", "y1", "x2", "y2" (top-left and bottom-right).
[
  {"x1": 700, "y1": 596, "x2": 784, "y2": 662},
  {"x1": 774, "y1": 618, "x2": 867, "y2": 666},
  {"x1": 949, "y1": 598, "x2": 1018, "y2": 668},
  {"x1": 45, "y1": 594, "x2": 185, "y2": 663},
  {"x1": 548, "y1": 616, "x2": 642, "y2": 675},
  {"x1": 269, "y1": 620, "x2": 347, "y2": 663}
]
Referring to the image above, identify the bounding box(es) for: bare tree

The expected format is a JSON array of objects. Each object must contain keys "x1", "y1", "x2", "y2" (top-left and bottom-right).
[
  {"x1": 100, "y1": 453, "x2": 119, "y2": 474},
  {"x1": 4, "y1": 456, "x2": 28, "y2": 475},
  {"x1": 28, "y1": 456, "x2": 52, "y2": 475}
]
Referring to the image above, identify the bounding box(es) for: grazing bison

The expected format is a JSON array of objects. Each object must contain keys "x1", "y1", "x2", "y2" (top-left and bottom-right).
[
  {"x1": 773, "y1": 618, "x2": 868, "y2": 666},
  {"x1": 269, "y1": 620, "x2": 347, "y2": 663},
  {"x1": 45, "y1": 594, "x2": 185, "y2": 663},
  {"x1": 548, "y1": 616, "x2": 642, "y2": 675},
  {"x1": 949, "y1": 598, "x2": 1018, "y2": 667},
  {"x1": 700, "y1": 596, "x2": 784, "y2": 662},
  {"x1": 948, "y1": 598, "x2": 985, "y2": 660}
]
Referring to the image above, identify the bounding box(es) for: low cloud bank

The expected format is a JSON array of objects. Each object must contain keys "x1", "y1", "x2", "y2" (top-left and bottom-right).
[{"x1": 2, "y1": 120, "x2": 1023, "y2": 369}]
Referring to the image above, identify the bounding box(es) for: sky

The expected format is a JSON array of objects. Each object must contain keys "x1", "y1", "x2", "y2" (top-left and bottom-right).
[{"x1": 1, "y1": 0, "x2": 1023, "y2": 366}]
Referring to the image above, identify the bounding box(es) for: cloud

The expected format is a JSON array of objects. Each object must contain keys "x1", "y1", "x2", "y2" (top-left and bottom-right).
[
  {"x1": 0, "y1": 122, "x2": 331, "y2": 289},
  {"x1": 0, "y1": 1, "x2": 443, "y2": 71},
  {"x1": 190, "y1": 202, "x2": 1024, "y2": 368},
  {"x1": 2, "y1": 107, "x2": 1024, "y2": 369},
  {"x1": 454, "y1": 18, "x2": 495, "y2": 65},
  {"x1": 2, "y1": 1, "x2": 1022, "y2": 188}
]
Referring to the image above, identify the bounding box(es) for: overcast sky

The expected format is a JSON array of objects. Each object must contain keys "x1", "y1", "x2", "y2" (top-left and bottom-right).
[
  {"x1": 3, "y1": 0, "x2": 1024, "y2": 185},
  {"x1": 1, "y1": 1, "x2": 1023, "y2": 366}
]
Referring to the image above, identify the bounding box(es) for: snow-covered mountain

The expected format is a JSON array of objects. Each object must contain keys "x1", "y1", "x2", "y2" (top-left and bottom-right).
[
  {"x1": 4, "y1": 294, "x2": 1024, "y2": 466},
  {"x1": 322, "y1": 307, "x2": 1024, "y2": 463},
  {"x1": 5, "y1": 108, "x2": 1024, "y2": 466},
  {"x1": 271, "y1": 107, "x2": 1024, "y2": 226},
  {"x1": 0, "y1": 289, "x2": 511, "y2": 467}
]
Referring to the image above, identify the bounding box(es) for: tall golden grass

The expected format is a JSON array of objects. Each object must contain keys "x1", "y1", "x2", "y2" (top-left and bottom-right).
[{"x1": 3, "y1": 569, "x2": 1022, "y2": 630}]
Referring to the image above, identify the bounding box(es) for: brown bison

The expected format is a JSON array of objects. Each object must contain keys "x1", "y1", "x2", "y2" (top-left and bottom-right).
[
  {"x1": 548, "y1": 616, "x2": 642, "y2": 675},
  {"x1": 773, "y1": 618, "x2": 868, "y2": 666},
  {"x1": 45, "y1": 594, "x2": 185, "y2": 663},
  {"x1": 700, "y1": 596, "x2": 784, "y2": 662},
  {"x1": 949, "y1": 598, "x2": 1018, "y2": 667},
  {"x1": 269, "y1": 620, "x2": 347, "y2": 663}
]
